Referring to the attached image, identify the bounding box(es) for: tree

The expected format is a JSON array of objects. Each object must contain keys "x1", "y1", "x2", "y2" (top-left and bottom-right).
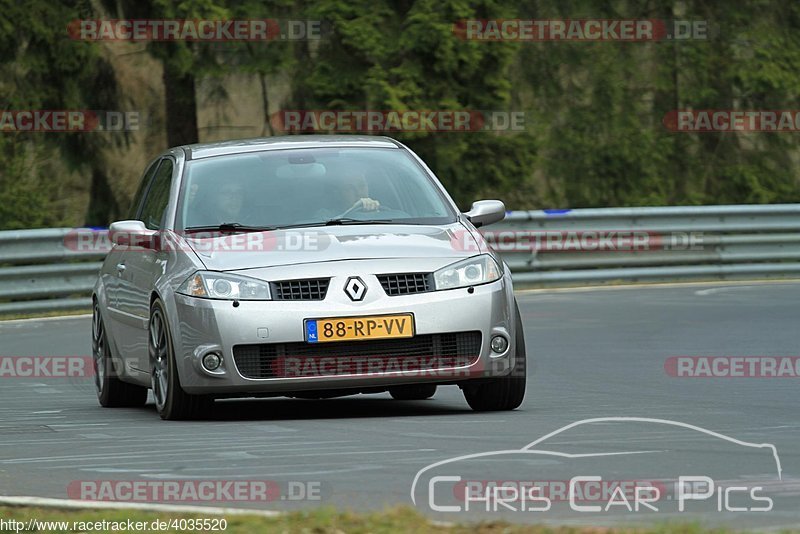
[
  {"x1": 293, "y1": 0, "x2": 538, "y2": 208},
  {"x1": 0, "y1": 0, "x2": 127, "y2": 228}
]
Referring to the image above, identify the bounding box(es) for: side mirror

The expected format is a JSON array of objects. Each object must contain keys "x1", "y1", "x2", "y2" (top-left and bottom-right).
[
  {"x1": 109, "y1": 220, "x2": 158, "y2": 248},
  {"x1": 464, "y1": 200, "x2": 506, "y2": 228}
]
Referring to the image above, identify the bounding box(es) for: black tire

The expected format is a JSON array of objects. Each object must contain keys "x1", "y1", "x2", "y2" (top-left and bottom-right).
[
  {"x1": 463, "y1": 299, "x2": 527, "y2": 411},
  {"x1": 149, "y1": 299, "x2": 212, "y2": 420},
  {"x1": 92, "y1": 301, "x2": 147, "y2": 408},
  {"x1": 389, "y1": 384, "x2": 437, "y2": 400}
]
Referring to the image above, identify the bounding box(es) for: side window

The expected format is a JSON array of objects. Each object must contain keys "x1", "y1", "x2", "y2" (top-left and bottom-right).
[
  {"x1": 128, "y1": 160, "x2": 160, "y2": 220},
  {"x1": 139, "y1": 159, "x2": 175, "y2": 230}
]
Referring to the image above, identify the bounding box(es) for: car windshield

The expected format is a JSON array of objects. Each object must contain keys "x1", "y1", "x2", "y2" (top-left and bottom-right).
[{"x1": 178, "y1": 147, "x2": 456, "y2": 231}]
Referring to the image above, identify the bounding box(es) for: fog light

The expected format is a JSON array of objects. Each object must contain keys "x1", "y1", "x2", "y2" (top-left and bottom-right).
[
  {"x1": 490, "y1": 335, "x2": 509, "y2": 354},
  {"x1": 202, "y1": 352, "x2": 222, "y2": 371}
]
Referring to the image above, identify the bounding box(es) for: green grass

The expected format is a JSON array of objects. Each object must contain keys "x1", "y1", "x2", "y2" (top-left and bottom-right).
[{"x1": 0, "y1": 505, "x2": 767, "y2": 533}]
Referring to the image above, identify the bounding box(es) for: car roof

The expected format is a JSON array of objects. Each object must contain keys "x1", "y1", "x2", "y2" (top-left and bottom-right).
[{"x1": 181, "y1": 135, "x2": 402, "y2": 160}]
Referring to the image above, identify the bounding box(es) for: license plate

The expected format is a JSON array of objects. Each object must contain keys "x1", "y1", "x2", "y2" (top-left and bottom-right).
[{"x1": 305, "y1": 314, "x2": 414, "y2": 343}]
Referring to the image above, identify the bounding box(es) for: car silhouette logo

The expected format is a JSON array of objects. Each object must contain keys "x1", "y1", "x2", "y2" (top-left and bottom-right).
[{"x1": 344, "y1": 277, "x2": 367, "y2": 301}]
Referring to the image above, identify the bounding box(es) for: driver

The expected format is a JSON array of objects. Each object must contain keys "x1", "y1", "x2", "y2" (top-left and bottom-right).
[
  {"x1": 185, "y1": 181, "x2": 250, "y2": 228},
  {"x1": 217, "y1": 182, "x2": 247, "y2": 222},
  {"x1": 318, "y1": 170, "x2": 380, "y2": 219}
]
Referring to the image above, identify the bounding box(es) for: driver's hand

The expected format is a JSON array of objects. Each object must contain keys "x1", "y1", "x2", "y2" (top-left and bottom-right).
[{"x1": 357, "y1": 197, "x2": 380, "y2": 211}]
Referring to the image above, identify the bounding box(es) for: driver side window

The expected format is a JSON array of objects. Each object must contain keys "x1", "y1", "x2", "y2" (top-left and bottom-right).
[
  {"x1": 139, "y1": 159, "x2": 175, "y2": 230},
  {"x1": 128, "y1": 160, "x2": 160, "y2": 220}
]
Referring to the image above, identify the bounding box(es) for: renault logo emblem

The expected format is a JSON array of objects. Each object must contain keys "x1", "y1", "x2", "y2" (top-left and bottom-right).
[{"x1": 344, "y1": 277, "x2": 367, "y2": 301}]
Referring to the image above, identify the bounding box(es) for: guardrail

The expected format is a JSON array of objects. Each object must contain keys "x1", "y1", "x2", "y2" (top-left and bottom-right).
[
  {"x1": 494, "y1": 204, "x2": 800, "y2": 285},
  {"x1": 1, "y1": 204, "x2": 799, "y2": 314}
]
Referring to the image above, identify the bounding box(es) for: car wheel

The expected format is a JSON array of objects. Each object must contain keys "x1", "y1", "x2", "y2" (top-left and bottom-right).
[
  {"x1": 389, "y1": 384, "x2": 437, "y2": 400},
  {"x1": 149, "y1": 299, "x2": 212, "y2": 420},
  {"x1": 92, "y1": 301, "x2": 147, "y2": 408},
  {"x1": 463, "y1": 299, "x2": 527, "y2": 411}
]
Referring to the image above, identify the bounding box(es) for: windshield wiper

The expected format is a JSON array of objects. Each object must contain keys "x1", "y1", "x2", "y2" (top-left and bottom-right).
[
  {"x1": 184, "y1": 219, "x2": 398, "y2": 233},
  {"x1": 183, "y1": 223, "x2": 277, "y2": 234},
  {"x1": 324, "y1": 218, "x2": 396, "y2": 226}
]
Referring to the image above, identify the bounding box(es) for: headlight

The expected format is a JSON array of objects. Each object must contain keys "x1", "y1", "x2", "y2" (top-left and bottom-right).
[
  {"x1": 177, "y1": 271, "x2": 271, "y2": 300},
  {"x1": 433, "y1": 255, "x2": 501, "y2": 290}
]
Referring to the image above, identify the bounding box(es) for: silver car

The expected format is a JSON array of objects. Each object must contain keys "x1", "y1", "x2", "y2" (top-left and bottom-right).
[{"x1": 92, "y1": 135, "x2": 526, "y2": 420}]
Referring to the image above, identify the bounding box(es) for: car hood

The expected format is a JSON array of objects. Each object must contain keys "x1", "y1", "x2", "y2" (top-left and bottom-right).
[{"x1": 183, "y1": 222, "x2": 484, "y2": 271}]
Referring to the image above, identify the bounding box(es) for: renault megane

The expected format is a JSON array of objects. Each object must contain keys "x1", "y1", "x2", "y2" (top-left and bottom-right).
[{"x1": 92, "y1": 135, "x2": 526, "y2": 420}]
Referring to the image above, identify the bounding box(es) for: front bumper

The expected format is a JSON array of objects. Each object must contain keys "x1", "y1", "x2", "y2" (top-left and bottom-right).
[{"x1": 170, "y1": 270, "x2": 516, "y2": 395}]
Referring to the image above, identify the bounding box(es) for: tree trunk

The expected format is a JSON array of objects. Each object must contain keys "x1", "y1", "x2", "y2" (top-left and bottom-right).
[
  {"x1": 84, "y1": 168, "x2": 120, "y2": 227},
  {"x1": 162, "y1": 58, "x2": 199, "y2": 147}
]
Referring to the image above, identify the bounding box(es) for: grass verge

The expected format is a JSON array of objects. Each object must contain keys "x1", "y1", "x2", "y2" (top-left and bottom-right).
[{"x1": 0, "y1": 505, "x2": 761, "y2": 533}]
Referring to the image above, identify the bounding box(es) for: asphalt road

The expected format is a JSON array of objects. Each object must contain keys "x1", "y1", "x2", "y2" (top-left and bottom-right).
[{"x1": 1, "y1": 281, "x2": 798, "y2": 529}]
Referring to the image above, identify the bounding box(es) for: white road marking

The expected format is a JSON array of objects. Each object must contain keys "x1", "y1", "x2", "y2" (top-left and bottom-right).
[
  {"x1": 46, "y1": 423, "x2": 108, "y2": 428},
  {"x1": 395, "y1": 419, "x2": 506, "y2": 424},
  {"x1": 137, "y1": 465, "x2": 379, "y2": 479},
  {"x1": 83, "y1": 468, "x2": 159, "y2": 473},
  {"x1": 248, "y1": 425, "x2": 298, "y2": 432},
  {"x1": 697, "y1": 286, "x2": 755, "y2": 296},
  {"x1": 0, "y1": 314, "x2": 91, "y2": 325},
  {"x1": 216, "y1": 451, "x2": 257, "y2": 459},
  {"x1": 0, "y1": 435, "x2": 316, "y2": 447},
  {"x1": 21, "y1": 443, "x2": 379, "y2": 467},
  {"x1": 263, "y1": 448, "x2": 437, "y2": 459},
  {"x1": 40, "y1": 447, "x2": 440, "y2": 469}
]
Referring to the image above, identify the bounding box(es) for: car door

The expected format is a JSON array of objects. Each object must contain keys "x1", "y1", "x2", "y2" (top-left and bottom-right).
[
  {"x1": 115, "y1": 157, "x2": 176, "y2": 373},
  {"x1": 104, "y1": 159, "x2": 159, "y2": 345}
]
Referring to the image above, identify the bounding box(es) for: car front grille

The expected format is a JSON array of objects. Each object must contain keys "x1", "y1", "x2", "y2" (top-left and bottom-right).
[
  {"x1": 377, "y1": 273, "x2": 433, "y2": 296},
  {"x1": 270, "y1": 278, "x2": 329, "y2": 301},
  {"x1": 232, "y1": 331, "x2": 482, "y2": 379}
]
